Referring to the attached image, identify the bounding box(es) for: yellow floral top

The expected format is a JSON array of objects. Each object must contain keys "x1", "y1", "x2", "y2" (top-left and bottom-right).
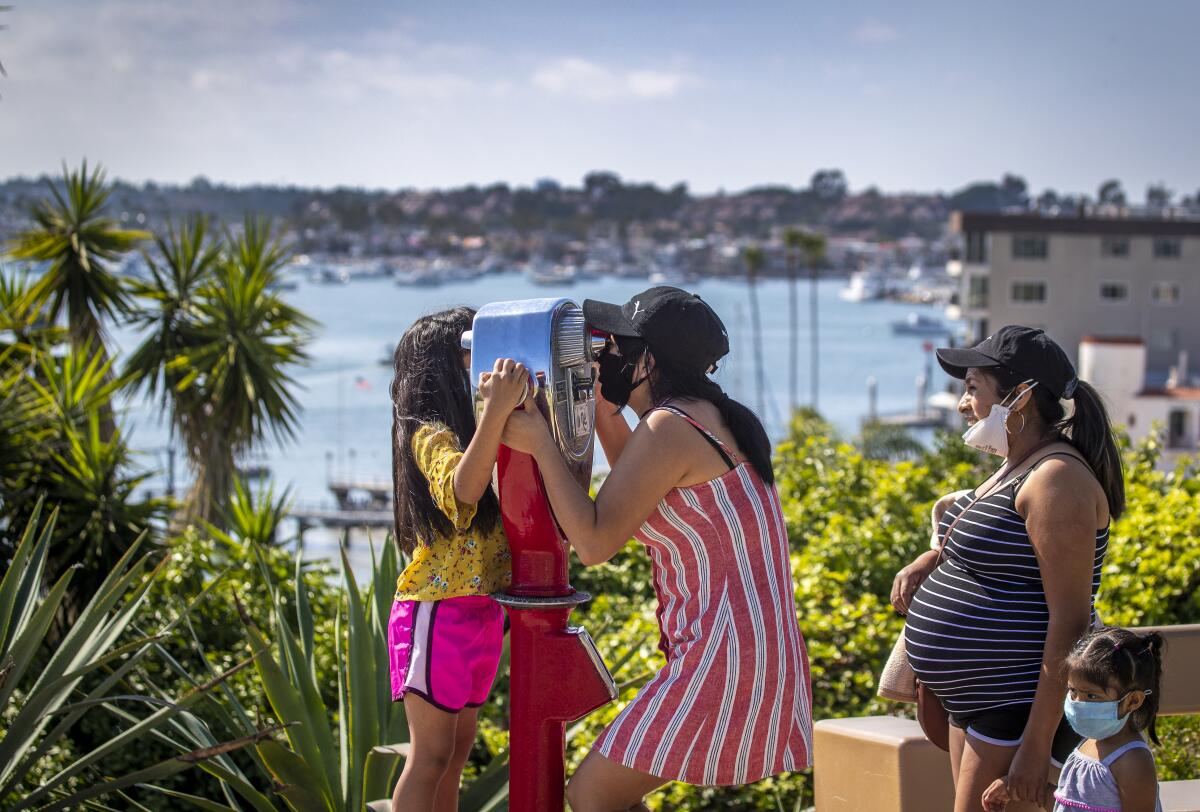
[{"x1": 395, "y1": 423, "x2": 511, "y2": 601}]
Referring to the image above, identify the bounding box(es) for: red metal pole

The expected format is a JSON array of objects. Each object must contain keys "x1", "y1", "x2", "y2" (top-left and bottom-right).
[{"x1": 494, "y1": 445, "x2": 615, "y2": 812}]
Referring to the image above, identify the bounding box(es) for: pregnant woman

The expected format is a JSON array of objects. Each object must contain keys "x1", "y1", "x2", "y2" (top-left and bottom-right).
[
  {"x1": 501, "y1": 286, "x2": 812, "y2": 812},
  {"x1": 898, "y1": 326, "x2": 1125, "y2": 812}
]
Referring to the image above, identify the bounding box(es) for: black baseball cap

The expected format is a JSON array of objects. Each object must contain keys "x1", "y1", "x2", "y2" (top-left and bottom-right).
[
  {"x1": 936, "y1": 325, "x2": 1079, "y2": 399},
  {"x1": 583, "y1": 286, "x2": 729, "y2": 372}
]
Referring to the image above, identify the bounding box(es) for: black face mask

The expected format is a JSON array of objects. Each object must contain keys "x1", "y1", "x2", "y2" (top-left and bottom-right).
[{"x1": 597, "y1": 351, "x2": 647, "y2": 409}]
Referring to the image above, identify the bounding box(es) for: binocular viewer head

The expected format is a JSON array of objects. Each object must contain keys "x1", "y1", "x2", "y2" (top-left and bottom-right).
[{"x1": 463, "y1": 297, "x2": 606, "y2": 488}]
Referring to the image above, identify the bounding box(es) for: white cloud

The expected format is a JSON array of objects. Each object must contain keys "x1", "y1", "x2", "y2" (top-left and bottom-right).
[
  {"x1": 532, "y1": 58, "x2": 688, "y2": 101},
  {"x1": 852, "y1": 20, "x2": 899, "y2": 44}
]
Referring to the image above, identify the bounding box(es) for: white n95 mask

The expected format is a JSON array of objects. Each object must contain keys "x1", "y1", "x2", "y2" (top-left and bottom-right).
[{"x1": 962, "y1": 380, "x2": 1037, "y2": 457}]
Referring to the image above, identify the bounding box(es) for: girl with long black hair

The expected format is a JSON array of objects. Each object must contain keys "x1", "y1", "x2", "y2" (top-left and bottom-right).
[{"x1": 388, "y1": 307, "x2": 528, "y2": 812}]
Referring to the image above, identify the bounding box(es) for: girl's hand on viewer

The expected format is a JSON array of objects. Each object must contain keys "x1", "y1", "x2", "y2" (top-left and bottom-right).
[{"x1": 479, "y1": 358, "x2": 530, "y2": 414}]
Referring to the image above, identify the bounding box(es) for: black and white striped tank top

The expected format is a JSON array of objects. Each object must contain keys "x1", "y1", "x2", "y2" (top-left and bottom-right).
[{"x1": 904, "y1": 455, "x2": 1109, "y2": 716}]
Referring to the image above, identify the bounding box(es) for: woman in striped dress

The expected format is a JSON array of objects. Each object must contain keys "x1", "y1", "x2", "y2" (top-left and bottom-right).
[
  {"x1": 502, "y1": 286, "x2": 812, "y2": 811},
  {"x1": 892, "y1": 326, "x2": 1126, "y2": 812}
]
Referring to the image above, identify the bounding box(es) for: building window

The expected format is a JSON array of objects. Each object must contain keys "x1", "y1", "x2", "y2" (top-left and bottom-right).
[
  {"x1": 966, "y1": 231, "x2": 987, "y2": 263},
  {"x1": 1167, "y1": 410, "x2": 1189, "y2": 449},
  {"x1": 1099, "y1": 282, "x2": 1129, "y2": 302},
  {"x1": 1011, "y1": 281, "x2": 1047, "y2": 304},
  {"x1": 967, "y1": 275, "x2": 989, "y2": 309},
  {"x1": 1012, "y1": 234, "x2": 1048, "y2": 260},
  {"x1": 1153, "y1": 238, "x2": 1182, "y2": 258},
  {"x1": 1101, "y1": 236, "x2": 1130, "y2": 257},
  {"x1": 1151, "y1": 282, "x2": 1181, "y2": 305}
]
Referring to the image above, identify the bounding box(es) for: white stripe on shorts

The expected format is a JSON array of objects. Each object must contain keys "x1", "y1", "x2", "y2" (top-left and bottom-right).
[{"x1": 405, "y1": 602, "x2": 433, "y2": 696}]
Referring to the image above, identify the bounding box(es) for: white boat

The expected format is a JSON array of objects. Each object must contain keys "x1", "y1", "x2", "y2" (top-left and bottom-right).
[
  {"x1": 891, "y1": 312, "x2": 950, "y2": 336},
  {"x1": 839, "y1": 270, "x2": 885, "y2": 302},
  {"x1": 395, "y1": 268, "x2": 442, "y2": 287},
  {"x1": 526, "y1": 262, "x2": 577, "y2": 286}
]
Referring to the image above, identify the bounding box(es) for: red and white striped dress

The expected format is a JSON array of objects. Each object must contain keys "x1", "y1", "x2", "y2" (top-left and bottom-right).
[{"x1": 594, "y1": 407, "x2": 813, "y2": 785}]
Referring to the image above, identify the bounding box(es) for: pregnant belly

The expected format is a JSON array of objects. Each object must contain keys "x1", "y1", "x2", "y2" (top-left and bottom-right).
[{"x1": 903, "y1": 564, "x2": 1048, "y2": 710}]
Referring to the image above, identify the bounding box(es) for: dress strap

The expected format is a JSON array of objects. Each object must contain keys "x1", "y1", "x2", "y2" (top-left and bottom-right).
[
  {"x1": 649, "y1": 405, "x2": 739, "y2": 470},
  {"x1": 1100, "y1": 738, "x2": 1151, "y2": 767}
]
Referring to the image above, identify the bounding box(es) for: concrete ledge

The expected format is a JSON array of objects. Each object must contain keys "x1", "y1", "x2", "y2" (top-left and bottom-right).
[
  {"x1": 814, "y1": 716, "x2": 954, "y2": 812},
  {"x1": 1144, "y1": 625, "x2": 1200, "y2": 716},
  {"x1": 1162, "y1": 779, "x2": 1200, "y2": 812}
]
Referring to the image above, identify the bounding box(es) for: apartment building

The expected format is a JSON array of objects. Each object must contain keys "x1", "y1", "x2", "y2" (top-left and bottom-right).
[
  {"x1": 949, "y1": 211, "x2": 1200, "y2": 377},
  {"x1": 1079, "y1": 335, "x2": 1200, "y2": 458}
]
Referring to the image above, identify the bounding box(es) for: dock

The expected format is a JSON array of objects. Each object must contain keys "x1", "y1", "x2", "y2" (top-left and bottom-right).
[
  {"x1": 869, "y1": 412, "x2": 950, "y2": 429},
  {"x1": 290, "y1": 477, "x2": 394, "y2": 537}
]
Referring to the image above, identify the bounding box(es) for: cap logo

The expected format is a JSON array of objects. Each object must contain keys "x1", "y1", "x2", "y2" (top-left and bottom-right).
[{"x1": 631, "y1": 301, "x2": 645, "y2": 320}]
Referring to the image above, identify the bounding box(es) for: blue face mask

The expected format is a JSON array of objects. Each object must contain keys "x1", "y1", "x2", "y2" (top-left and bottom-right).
[{"x1": 1062, "y1": 693, "x2": 1136, "y2": 740}]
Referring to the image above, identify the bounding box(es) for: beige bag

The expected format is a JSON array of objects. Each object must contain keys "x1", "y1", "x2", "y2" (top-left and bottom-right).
[
  {"x1": 877, "y1": 489, "x2": 969, "y2": 705},
  {"x1": 877, "y1": 633, "x2": 918, "y2": 703}
]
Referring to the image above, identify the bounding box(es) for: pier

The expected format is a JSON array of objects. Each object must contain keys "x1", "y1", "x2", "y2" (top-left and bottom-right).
[{"x1": 291, "y1": 477, "x2": 394, "y2": 537}]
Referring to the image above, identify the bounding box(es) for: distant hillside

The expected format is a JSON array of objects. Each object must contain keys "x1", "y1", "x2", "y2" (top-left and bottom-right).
[{"x1": 3, "y1": 168, "x2": 1185, "y2": 254}]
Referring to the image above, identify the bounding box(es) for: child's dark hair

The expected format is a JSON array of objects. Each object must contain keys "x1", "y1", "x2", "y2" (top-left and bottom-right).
[
  {"x1": 619, "y1": 337, "x2": 774, "y2": 485},
  {"x1": 1065, "y1": 627, "x2": 1166, "y2": 743},
  {"x1": 391, "y1": 307, "x2": 499, "y2": 555}
]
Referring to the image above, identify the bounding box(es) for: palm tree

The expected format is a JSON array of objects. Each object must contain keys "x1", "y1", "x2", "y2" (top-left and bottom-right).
[
  {"x1": 782, "y1": 228, "x2": 803, "y2": 413},
  {"x1": 8, "y1": 161, "x2": 148, "y2": 353},
  {"x1": 8, "y1": 161, "x2": 149, "y2": 441},
  {"x1": 741, "y1": 244, "x2": 766, "y2": 417},
  {"x1": 170, "y1": 218, "x2": 315, "y2": 523},
  {"x1": 798, "y1": 230, "x2": 827, "y2": 411},
  {"x1": 124, "y1": 217, "x2": 220, "y2": 500}
]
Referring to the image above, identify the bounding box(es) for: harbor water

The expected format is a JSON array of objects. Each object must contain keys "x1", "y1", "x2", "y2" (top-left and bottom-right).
[{"x1": 112, "y1": 272, "x2": 961, "y2": 575}]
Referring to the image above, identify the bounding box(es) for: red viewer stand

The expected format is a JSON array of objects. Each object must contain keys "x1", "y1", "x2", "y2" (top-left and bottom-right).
[{"x1": 466, "y1": 298, "x2": 617, "y2": 812}]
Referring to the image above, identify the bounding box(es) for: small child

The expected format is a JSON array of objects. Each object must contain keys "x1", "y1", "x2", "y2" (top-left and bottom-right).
[
  {"x1": 983, "y1": 626, "x2": 1164, "y2": 812},
  {"x1": 387, "y1": 307, "x2": 529, "y2": 812}
]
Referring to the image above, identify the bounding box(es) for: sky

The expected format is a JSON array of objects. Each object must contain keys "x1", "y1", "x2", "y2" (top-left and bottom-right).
[{"x1": 2, "y1": 1, "x2": 1198, "y2": 198}]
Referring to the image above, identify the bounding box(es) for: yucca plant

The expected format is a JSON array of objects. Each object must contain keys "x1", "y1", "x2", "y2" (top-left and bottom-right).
[
  {"x1": 1, "y1": 343, "x2": 162, "y2": 639},
  {"x1": 157, "y1": 535, "x2": 408, "y2": 811},
  {"x1": 0, "y1": 501, "x2": 279, "y2": 809},
  {"x1": 242, "y1": 538, "x2": 405, "y2": 811},
  {"x1": 208, "y1": 478, "x2": 293, "y2": 548},
  {"x1": 0, "y1": 270, "x2": 64, "y2": 364}
]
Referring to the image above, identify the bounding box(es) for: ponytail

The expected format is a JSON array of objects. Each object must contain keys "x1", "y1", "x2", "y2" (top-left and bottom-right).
[
  {"x1": 1056, "y1": 381, "x2": 1125, "y2": 520},
  {"x1": 712, "y1": 392, "x2": 774, "y2": 485},
  {"x1": 993, "y1": 371, "x2": 1125, "y2": 519},
  {"x1": 640, "y1": 351, "x2": 775, "y2": 485},
  {"x1": 1138, "y1": 631, "x2": 1165, "y2": 745}
]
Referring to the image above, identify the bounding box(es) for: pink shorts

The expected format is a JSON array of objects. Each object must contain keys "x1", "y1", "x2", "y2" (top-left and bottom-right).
[{"x1": 388, "y1": 595, "x2": 504, "y2": 712}]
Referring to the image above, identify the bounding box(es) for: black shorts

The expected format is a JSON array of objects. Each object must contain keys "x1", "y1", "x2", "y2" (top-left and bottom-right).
[{"x1": 948, "y1": 704, "x2": 1080, "y2": 766}]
